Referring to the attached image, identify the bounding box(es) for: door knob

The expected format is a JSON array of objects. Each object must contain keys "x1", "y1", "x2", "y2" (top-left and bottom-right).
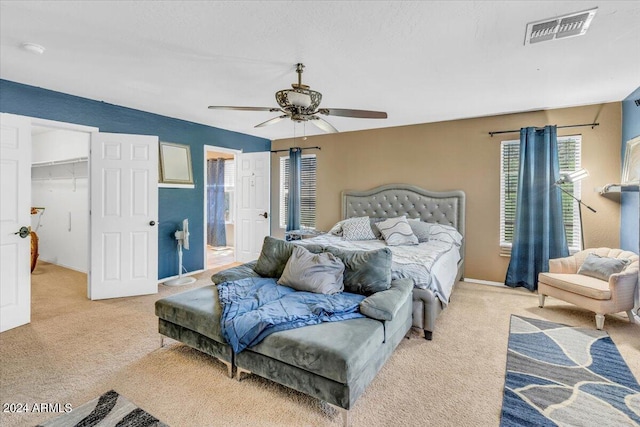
[
  {"x1": 259, "y1": 212, "x2": 268, "y2": 219},
  {"x1": 14, "y1": 226, "x2": 30, "y2": 238},
  {"x1": 149, "y1": 221, "x2": 156, "y2": 226}
]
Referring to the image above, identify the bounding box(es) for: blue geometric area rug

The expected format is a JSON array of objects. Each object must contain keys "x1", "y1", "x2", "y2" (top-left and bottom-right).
[
  {"x1": 500, "y1": 315, "x2": 640, "y2": 426},
  {"x1": 37, "y1": 390, "x2": 168, "y2": 427}
]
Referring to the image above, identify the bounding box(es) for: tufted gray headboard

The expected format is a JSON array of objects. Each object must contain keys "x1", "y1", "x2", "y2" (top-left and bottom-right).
[{"x1": 341, "y1": 184, "x2": 466, "y2": 258}]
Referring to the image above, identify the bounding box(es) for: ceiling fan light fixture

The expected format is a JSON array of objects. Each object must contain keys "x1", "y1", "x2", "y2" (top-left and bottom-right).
[
  {"x1": 283, "y1": 90, "x2": 311, "y2": 108},
  {"x1": 207, "y1": 63, "x2": 387, "y2": 134},
  {"x1": 275, "y1": 88, "x2": 322, "y2": 112}
]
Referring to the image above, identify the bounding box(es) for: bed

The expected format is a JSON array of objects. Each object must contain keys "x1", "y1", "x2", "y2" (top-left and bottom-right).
[{"x1": 299, "y1": 183, "x2": 465, "y2": 340}]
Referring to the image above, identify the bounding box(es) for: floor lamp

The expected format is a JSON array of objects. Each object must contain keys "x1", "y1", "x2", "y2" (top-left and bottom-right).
[{"x1": 555, "y1": 168, "x2": 596, "y2": 250}]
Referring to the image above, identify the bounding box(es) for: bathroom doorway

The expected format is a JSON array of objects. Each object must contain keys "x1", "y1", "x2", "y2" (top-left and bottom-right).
[{"x1": 204, "y1": 146, "x2": 239, "y2": 270}]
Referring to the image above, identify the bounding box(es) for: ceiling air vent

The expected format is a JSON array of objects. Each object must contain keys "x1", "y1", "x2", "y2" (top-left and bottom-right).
[{"x1": 524, "y1": 7, "x2": 597, "y2": 45}]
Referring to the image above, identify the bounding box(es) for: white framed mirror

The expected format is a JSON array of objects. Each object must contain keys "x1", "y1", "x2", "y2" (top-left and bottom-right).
[
  {"x1": 621, "y1": 135, "x2": 640, "y2": 185},
  {"x1": 159, "y1": 142, "x2": 194, "y2": 187}
]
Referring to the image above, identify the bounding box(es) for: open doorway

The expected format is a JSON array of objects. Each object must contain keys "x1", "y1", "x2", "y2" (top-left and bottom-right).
[
  {"x1": 30, "y1": 124, "x2": 91, "y2": 276},
  {"x1": 28, "y1": 121, "x2": 94, "y2": 319},
  {"x1": 204, "y1": 146, "x2": 240, "y2": 270}
]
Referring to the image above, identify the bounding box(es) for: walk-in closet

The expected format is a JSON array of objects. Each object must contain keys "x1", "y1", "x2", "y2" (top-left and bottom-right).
[{"x1": 30, "y1": 126, "x2": 89, "y2": 273}]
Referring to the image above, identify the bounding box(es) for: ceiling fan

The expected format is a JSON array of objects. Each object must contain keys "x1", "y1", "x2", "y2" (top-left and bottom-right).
[{"x1": 208, "y1": 63, "x2": 387, "y2": 133}]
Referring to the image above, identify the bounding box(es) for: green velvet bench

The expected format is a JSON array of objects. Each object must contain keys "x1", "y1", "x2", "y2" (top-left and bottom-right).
[{"x1": 155, "y1": 261, "x2": 413, "y2": 426}]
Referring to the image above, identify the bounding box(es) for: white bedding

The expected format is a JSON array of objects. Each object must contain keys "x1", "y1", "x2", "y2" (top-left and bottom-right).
[{"x1": 297, "y1": 234, "x2": 461, "y2": 305}]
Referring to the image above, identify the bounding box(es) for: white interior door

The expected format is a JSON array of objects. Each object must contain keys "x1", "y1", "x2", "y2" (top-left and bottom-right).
[
  {"x1": 236, "y1": 151, "x2": 270, "y2": 262},
  {"x1": 89, "y1": 132, "x2": 158, "y2": 300},
  {"x1": 0, "y1": 113, "x2": 32, "y2": 332}
]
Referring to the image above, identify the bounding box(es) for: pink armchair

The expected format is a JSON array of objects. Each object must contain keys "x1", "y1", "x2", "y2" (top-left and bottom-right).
[{"x1": 538, "y1": 248, "x2": 639, "y2": 330}]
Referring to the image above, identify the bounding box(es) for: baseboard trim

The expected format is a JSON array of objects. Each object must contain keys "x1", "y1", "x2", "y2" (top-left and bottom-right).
[
  {"x1": 464, "y1": 278, "x2": 505, "y2": 287},
  {"x1": 36, "y1": 259, "x2": 87, "y2": 274},
  {"x1": 158, "y1": 269, "x2": 204, "y2": 284}
]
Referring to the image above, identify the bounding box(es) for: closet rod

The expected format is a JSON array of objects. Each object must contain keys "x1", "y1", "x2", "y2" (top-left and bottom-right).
[
  {"x1": 270, "y1": 146, "x2": 321, "y2": 154},
  {"x1": 32, "y1": 176, "x2": 87, "y2": 181},
  {"x1": 31, "y1": 156, "x2": 88, "y2": 167},
  {"x1": 488, "y1": 123, "x2": 599, "y2": 137}
]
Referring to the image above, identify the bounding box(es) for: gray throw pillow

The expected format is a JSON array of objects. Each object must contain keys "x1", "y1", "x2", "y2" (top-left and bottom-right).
[
  {"x1": 407, "y1": 219, "x2": 433, "y2": 243},
  {"x1": 254, "y1": 236, "x2": 323, "y2": 278},
  {"x1": 369, "y1": 217, "x2": 386, "y2": 240},
  {"x1": 577, "y1": 253, "x2": 631, "y2": 281},
  {"x1": 324, "y1": 246, "x2": 392, "y2": 295},
  {"x1": 278, "y1": 246, "x2": 345, "y2": 294}
]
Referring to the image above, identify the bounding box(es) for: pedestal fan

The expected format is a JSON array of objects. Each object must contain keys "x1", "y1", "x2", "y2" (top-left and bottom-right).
[{"x1": 164, "y1": 218, "x2": 197, "y2": 286}]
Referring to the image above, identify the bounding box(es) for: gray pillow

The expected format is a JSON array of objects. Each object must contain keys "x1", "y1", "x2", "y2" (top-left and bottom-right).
[
  {"x1": 324, "y1": 246, "x2": 392, "y2": 295},
  {"x1": 254, "y1": 236, "x2": 323, "y2": 278},
  {"x1": 369, "y1": 217, "x2": 386, "y2": 240},
  {"x1": 278, "y1": 246, "x2": 345, "y2": 294},
  {"x1": 577, "y1": 253, "x2": 631, "y2": 281},
  {"x1": 407, "y1": 219, "x2": 432, "y2": 243}
]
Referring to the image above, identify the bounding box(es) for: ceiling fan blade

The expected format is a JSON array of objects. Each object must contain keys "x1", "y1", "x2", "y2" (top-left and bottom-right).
[
  {"x1": 208, "y1": 106, "x2": 281, "y2": 112},
  {"x1": 255, "y1": 115, "x2": 288, "y2": 128},
  {"x1": 318, "y1": 108, "x2": 387, "y2": 119},
  {"x1": 309, "y1": 116, "x2": 339, "y2": 133}
]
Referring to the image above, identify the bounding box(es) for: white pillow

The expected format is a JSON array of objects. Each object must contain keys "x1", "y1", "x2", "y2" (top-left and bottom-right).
[
  {"x1": 375, "y1": 216, "x2": 418, "y2": 246},
  {"x1": 429, "y1": 223, "x2": 463, "y2": 247},
  {"x1": 342, "y1": 216, "x2": 377, "y2": 241},
  {"x1": 328, "y1": 219, "x2": 347, "y2": 236}
]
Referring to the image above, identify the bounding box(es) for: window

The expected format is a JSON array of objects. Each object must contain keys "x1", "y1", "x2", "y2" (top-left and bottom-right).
[
  {"x1": 279, "y1": 154, "x2": 317, "y2": 229},
  {"x1": 500, "y1": 135, "x2": 582, "y2": 255},
  {"x1": 223, "y1": 159, "x2": 235, "y2": 222}
]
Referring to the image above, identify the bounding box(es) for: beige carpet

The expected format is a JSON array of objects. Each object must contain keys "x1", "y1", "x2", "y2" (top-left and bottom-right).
[{"x1": 1, "y1": 262, "x2": 638, "y2": 427}]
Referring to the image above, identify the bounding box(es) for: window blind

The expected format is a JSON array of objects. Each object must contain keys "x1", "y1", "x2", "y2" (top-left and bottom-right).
[
  {"x1": 223, "y1": 159, "x2": 235, "y2": 188},
  {"x1": 499, "y1": 135, "x2": 582, "y2": 255},
  {"x1": 279, "y1": 154, "x2": 317, "y2": 229}
]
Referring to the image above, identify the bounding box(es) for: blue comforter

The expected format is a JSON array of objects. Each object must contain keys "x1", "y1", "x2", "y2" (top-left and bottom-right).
[{"x1": 218, "y1": 277, "x2": 365, "y2": 353}]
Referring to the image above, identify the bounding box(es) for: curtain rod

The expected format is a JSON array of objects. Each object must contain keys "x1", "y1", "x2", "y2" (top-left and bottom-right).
[
  {"x1": 488, "y1": 123, "x2": 599, "y2": 137},
  {"x1": 270, "y1": 146, "x2": 322, "y2": 154}
]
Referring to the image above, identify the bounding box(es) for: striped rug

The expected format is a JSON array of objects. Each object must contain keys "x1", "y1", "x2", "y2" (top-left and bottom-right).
[
  {"x1": 500, "y1": 315, "x2": 640, "y2": 426},
  {"x1": 37, "y1": 390, "x2": 167, "y2": 427}
]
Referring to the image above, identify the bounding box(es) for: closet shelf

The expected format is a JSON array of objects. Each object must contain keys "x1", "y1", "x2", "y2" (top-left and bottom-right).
[{"x1": 32, "y1": 157, "x2": 88, "y2": 168}]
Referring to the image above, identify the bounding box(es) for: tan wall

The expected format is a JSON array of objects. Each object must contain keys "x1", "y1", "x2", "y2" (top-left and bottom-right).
[{"x1": 270, "y1": 103, "x2": 622, "y2": 282}]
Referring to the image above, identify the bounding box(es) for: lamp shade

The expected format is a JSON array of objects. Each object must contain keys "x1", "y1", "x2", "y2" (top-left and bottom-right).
[
  {"x1": 557, "y1": 168, "x2": 589, "y2": 184},
  {"x1": 283, "y1": 90, "x2": 311, "y2": 108}
]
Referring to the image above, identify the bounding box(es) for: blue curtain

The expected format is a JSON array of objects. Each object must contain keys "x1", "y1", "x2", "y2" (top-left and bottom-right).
[
  {"x1": 505, "y1": 126, "x2": 569, "y2": 291},
  {"x1": 286, "y1": 147, "x2": 301, "y2": 232},
  {"x1": 207, "y1": 158, "x2": 227, "y2": 247}
]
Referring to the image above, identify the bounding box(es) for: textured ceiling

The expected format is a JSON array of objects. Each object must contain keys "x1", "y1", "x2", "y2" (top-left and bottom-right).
[{"x1": 1, "y1": 1, "x2": 639, "y2": 141}]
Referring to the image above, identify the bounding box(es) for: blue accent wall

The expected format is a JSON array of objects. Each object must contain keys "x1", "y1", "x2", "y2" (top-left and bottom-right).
[
  {"x1": 621, "y1": 86, "x2": 640, "y2": 253},
  {"x1": 0, "y1": 79, "x2": 270, "y2": 279}
]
